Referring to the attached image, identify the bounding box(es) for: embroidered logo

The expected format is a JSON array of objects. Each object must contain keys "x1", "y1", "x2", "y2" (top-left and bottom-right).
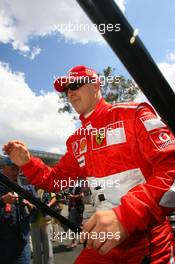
[
  {"x1": 91, "y1": 121, "x2": 126, "y2": 150},
  {"x1": 158, "y1": 132, "x2": 170, "y2": 142},
  {"x1": 72, "y1": 137, "x2": 87, "y2": 157},
  {"x1": 150, "y1": 130, "x2": 175, "y2": 150},
  {"x1": 96, "y1": 132, "x2": 105, "y2": 145},
  {"x1": 80, "y1": 138, "x2": 87, "y2": 154}
]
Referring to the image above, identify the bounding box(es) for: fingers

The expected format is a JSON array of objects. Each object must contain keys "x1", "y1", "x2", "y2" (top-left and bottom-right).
[
  {"x1": 3, "y1": 140, "x2": 27, "y2": 155},
  {"x1": 6, "y1": 144, "x2": 22, "y2": 160},
  {"x1": 80, "y1": 215, "x2": 96, "y2": 244},
  {"x1": 87, "y1": 227, "x2": 105, "y2": 250},
  {"x1": 5, "y1": 140, "x2": 26, "y2": 146},
  {"x1": 3, "y1": 140, "x2": 26, "y2": 151},
  {"x1": 3, "y1": 143, "x2": 13, "y2": 155},
  {"x1": 80, "y1": 210, "x2": 126, "y2": 255},
  {"x1": 2, "y1": 141, "x2": 30, "y2": 166},
  {"x1": 2, "y1": 192, "x2": 18, "y2": 203},
  {"x1": 10, "y1": 195, "x2": 18, "y2": 203},
  {"x1": 98, "y1": 238, "x2": 119, "y2": 255},
  {"x1": 80, "y1": 215, "x2": 107, "y2": 251}
]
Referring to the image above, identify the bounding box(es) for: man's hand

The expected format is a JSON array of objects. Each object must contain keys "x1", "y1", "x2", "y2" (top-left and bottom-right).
[
  {"x1": 2, "y1": 140, "x2": 31, "y2": 167},
  {"x1": 2, "y1": 192, "x2": 18, "y2": 204},
  {"x1": 22, "y1": 199, "x2": 35, "y2": 210},
  {"x1": 80, "y1": 209, "x2": 127, "y2": 255}
]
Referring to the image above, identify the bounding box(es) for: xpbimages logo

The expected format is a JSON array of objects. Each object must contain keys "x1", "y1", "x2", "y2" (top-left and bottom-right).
[
  {"x1": 53, "y1": 177, "x2": 120, "y2": 189},
  {"x1": 53, "y1": 22, "x2": 121, "y2": 35},
  {"x1": 52, "y1": 230, "x2": 121, "y2": 243},
  {"x1": 53, "y1": 74, "x2": 121, "y2": 87}
]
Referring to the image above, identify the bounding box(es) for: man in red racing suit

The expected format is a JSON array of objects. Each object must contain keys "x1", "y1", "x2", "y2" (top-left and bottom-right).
[{"x1": 3, "y1": 65, "x2": 175, "y2": 264}]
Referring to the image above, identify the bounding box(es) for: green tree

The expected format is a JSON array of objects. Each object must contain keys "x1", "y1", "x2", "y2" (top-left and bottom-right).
[
  {"x1": 101, "y1": 66, "x2": 139, "y2": 103},
  {"x1": 58, "y1": 92, "x2": 72, "y2": 113},
  {"x1": 57, "y1": 66, "x2": 139, "y2": 113}
]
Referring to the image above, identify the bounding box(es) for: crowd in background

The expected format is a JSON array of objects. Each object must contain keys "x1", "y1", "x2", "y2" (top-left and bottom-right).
[{"x1": 0, "y1": 156, "x2": 87, "y2": 264}]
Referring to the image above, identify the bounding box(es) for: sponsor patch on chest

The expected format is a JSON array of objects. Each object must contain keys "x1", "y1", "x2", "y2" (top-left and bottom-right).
[
  {"x1": 92, "y1": 121, "x2": 126, "y2": 150},
  {"x1": 77, "y1": 155, "x2": 85, "y2": 167},
  {"x1": 72, "y1": 137, "x2": 87, "y2": 157}
]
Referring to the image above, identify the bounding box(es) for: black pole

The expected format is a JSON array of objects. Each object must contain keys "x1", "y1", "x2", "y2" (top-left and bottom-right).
[
  {"x1": 76, "y1": 0, "x2": 175, "y2": 134},
  {"x1": 0, "y1": 172, "x2": 81, "y2": 233}
]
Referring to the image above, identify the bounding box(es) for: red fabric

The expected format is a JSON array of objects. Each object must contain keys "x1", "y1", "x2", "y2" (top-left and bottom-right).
[
  {"x1": 75, "y1": 221, "x2": 174, "y2": 263},
  {"x1": 21, "y1": 98, "x2": 175, "y2": 262}
]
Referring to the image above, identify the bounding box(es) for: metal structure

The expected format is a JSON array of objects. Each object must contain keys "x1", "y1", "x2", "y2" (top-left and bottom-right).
[
  {"x1": 76, "y1": 0, "x2": 175, "y2": 134},
  {"x1": 0, "y1": 172, "x2": 81, "y2": 233}
]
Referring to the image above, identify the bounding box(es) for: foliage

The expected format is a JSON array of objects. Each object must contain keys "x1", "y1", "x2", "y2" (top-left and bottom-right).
[{"x1": 101, "y1": 66, "x2": 139, "y2": 103}]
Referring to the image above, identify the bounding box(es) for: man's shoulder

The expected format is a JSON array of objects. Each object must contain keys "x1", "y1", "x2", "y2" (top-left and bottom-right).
[
  {"x1": 101, "y1": 102, "x2": 157, "y2": 129},
  {"x1": 105, "y1": 101, "x2": 139, "y2": 120},
  {"x1": 110, "y1": 101, "x2": 140, "y2": 111},
  {"x1": 108, "y1": 101, "x2": 155, "y2": 116},
  {"x1": 66, "y1": 126, "x2": 85, "y2": 145}
]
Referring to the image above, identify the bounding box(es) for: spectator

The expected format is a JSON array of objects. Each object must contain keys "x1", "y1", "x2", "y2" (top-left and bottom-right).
[
  {"x1": 30, "y1": 189, "x2": 55, "y2": 264},
  {"x1": 67, "y1": 182, "x2": 84, "y2": 248},
  {"x1": 51, "y1": 191, "x2": 64, "y2": 242},
  {"x1": 0, "y1": 157, "x2": 34, "y2": 264}
]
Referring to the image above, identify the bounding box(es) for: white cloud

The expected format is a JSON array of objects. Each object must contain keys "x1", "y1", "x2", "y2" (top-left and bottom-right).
[
  {"x1": 158, "y1": 62, "x2": 175, "y2": 91},
  {"x1": 0, "y1": 10, "x2": 14, "y2": 43},
  {"x1": 135, "y1": 62, "x2": 175, "y2": 102},
  {"x1": 29, "y1": 47, "x2": 42, "y2": 60},
  {"x1": 0, "y1": 62, "x2": 76, "y2": 154},
  {"x1": 114, "y1": 0, "x2": 125, "y2": 12},
  {"x1": 166, "y1": 50, "x2": 175, "y2": 63},
  {"x1": 0, "y1": 0, "x2": 125, "y2": 56}
]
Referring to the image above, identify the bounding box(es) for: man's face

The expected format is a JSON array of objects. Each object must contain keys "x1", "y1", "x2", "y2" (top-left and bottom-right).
[
  {"x1": 2, "y1": 164, "x2": 19, "y2": 181},
  {"x1": 67, "y1": 83, "x2": 99, "y2": 115}
]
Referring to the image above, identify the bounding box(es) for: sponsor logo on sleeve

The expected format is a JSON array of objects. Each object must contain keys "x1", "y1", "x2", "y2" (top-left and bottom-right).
[
  {"x1": 150, "y1": 130, "x2": 175, "y2": 150},
  {"x1": 141, "y1": 116, "x2": 166, "y2": 132}
]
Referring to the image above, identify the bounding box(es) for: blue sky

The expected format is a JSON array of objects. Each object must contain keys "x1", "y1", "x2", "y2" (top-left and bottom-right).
[{"x1": 0, "y1": 0, "x2": 175, "y2": 154}]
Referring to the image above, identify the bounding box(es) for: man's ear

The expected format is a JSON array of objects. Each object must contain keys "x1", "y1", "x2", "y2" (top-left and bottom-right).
[{"x1": 94, "y1": 82, "x2": 101, "y2": 92}]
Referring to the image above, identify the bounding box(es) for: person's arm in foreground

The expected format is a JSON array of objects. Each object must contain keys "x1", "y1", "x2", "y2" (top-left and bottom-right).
[{"x1": 2, "y1": 140, "x2": 82, "y2": 192}]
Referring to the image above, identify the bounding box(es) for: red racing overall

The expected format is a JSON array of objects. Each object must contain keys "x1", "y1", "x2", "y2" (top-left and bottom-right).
[{"x1": 22, "y1": 98, "x2": 175, "y2": 263}]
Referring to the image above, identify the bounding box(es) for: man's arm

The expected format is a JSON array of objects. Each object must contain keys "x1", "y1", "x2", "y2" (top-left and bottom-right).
[
  {"x1": 3, "y1": 141, "x2": 82, "y2": 192},
  {"x1": 3, "y1": 140, "x2": 31, "y2": 166},
  {"x1": 69, "y1": 192, "x2": 84, "y2": 199},
  {"x1": 114, "y1": 104, "x2": 175, "y2": 235},
  {"x1": 1, "y1": 193, "x2": 18, "y2": 204},
  {"x1": 81, "y1": 104, "x2": 175, "y2": 254},
  {"x1": 0, "y1": 184, "x2": 17, "y2": 207},
  {"x1": 47, "y1": 194, "x2": 57, "y2": 207}
]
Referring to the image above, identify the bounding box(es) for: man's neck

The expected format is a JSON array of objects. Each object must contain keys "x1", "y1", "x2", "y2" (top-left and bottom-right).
[
  {"x1": 84, "y1": 109, "x2": 94, "y2": 118},
  {"x1": 83, "y1": 95, "x2": 102, "y2": 119}
]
